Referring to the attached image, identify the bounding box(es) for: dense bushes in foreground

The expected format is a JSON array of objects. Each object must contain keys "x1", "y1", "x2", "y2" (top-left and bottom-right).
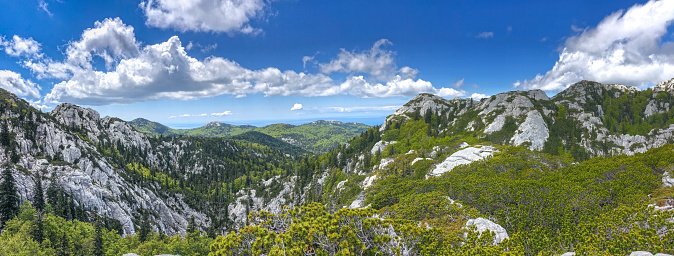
[{"x1": 2, "y1": 145, "x2": 674, "y2": 255}]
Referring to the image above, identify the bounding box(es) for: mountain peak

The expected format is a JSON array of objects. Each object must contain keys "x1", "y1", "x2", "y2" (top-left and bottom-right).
[
  {"x1": 655, "y1": 77, "x2": 674, "y2": 93},
  {"x1": 51, "y1": 103, "x2": 101, "y2": 129},
  {"x1": 204, "y1": 121, "x2": 225, "y2": 127}
]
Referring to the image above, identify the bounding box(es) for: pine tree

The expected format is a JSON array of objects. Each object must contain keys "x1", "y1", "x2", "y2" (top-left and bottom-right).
[
  {"x1": 138, "y1": 210, "x2": 151, "y2": 242},
  {"x1": 93, "y1": 219, "x2": 104, "y2": 256},
  {"x1": 0, "y1": 120, "x2": 10, "y2": 147},
  {"x1": 33, "y1": 174, "x2": 45, "y2": 213},
  {"x1": 187, "y1": 215, "x2": 197, "y2": 234},
  {"x1": 0, "y1": 167, "x2": 19, "y2": 226}
]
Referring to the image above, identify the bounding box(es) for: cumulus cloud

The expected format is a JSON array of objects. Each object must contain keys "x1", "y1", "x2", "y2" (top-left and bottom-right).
[
  {"x1": 516, "y1": 0, "x2": 674, "y2": 91},
  {"x1": 436, "y1": 87, "x2": 467, "y2": 98},
  {"x1": 141, "y1": 0, "x2": 267, "y2": 34},
  {"x1": 1, "y1": 35, "x2": 42, "y2": 58},
  {"x1": 20, "y1": 19, "x2": 457, "y2": 105},
  {"x1": 65, "y1": 17, "x2": 140, "y2": 69},
  {"x1": 0, "y1": 70, "x2": 41, "y2": 98},
  {"x1": 476, "y1": 32, "x2": 494, "y2": 38},
  {"x1": 290, "y1": 103, "x2": 303, "y2": 111},
  {"x1": 319, "y1": 39, "x2": 398, "y2": 81},
  {"x1": 470, "y1": 93, "x2": 488, "y2": 100}
]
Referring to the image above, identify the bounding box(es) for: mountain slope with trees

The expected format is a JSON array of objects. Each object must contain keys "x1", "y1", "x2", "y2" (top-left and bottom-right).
[
  {"x1": 1, "y1": 78, "x2": 674, "y2": 255},
  {"x1": 130, "y1": 119, "x2": 370, "y2": 153}
]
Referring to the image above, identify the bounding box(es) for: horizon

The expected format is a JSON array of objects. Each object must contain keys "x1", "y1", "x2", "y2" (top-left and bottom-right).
[{"x1": 1, "y1": 0, "x2": 674, "y2": 126}]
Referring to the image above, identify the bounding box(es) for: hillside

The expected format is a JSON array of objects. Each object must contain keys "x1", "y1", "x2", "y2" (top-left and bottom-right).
[
  {"x1": 1, "y1": 78, "x2": 674, "y2": 255},
  {"x1": 130, "y1": 119, "x2": 370, "y2": 153},
  {"x1": 0, "y1": 88, "x2": 302, "y2": 237}
]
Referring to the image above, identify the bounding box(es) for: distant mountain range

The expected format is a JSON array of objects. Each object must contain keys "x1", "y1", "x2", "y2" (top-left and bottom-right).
[{"x1": 129, "y1": 118, "x2": 370, "y2": 153}]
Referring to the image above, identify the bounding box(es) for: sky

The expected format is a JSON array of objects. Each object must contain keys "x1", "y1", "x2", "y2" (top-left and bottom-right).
[{"x1": 1, "y1": 0, "x2": 673, "y2": 127}]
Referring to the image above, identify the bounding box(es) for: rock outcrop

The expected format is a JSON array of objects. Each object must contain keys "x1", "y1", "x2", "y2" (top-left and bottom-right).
[
  {"x1": 464, "y1": 217, "x2": 509, "y2": 245},
  {"x1": 429, "y1": 146, "x2": 497, "y2": 176}
]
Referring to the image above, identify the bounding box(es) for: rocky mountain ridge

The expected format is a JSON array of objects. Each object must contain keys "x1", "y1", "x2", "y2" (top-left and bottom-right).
[{"x1": 384, "y1": 80, "x2": 674, "y2": 156}]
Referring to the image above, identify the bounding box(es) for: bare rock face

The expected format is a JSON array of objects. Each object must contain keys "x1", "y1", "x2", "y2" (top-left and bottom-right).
[
  {"x1": 371, "y1": 140, "x2": 396, "y2": 155},
  {"x1": 510, "y1": 111, "x2": 549, "y2": 151},
  {"x1": 464, "y1": 217, "x2": 509, "y2": 245},
  {"x1": 430, "y1": 146, "x2": 497, "y2": 176},
  {"x1": 1, "y1": 101, "x2": 207, "y2": 236}
]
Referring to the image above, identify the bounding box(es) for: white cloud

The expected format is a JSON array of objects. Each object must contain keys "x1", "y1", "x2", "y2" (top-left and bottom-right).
[
  {"x1": 290, "y1": 103, "x2": 303, "y2": 111},
  {"x1": 65, "y1": 17, "x2": 140, "y2": 70},
  {"x1": 507, "y1": 26, "x2": 513, "y2": 32},
  {"x1": 516, "y1": 0, "x2": 674, "y2": 92},
  {"x1": 0, "y1": 70, "x2": 41, "y2": 98},
  {"x1": 1, "y1": 35, "x2": 42, "y2": 58},
  {"x1": 476, "y1": 32, "x2": 494, "y2": 38},
  {"x1": 211, "y1": 111, "x2": 232, "y2": 116},
  {"x1": 302, "y1": 55, "x2": 315, "y2": 68},
  {"x1": 319, "y1": 39, "x2": 397, "y2": 81},
  {"x1": 141, "y1": 0, "x2": 267, "y2": 34},
  {"x1": 398, "y1": 66, "x2": 419, "y2": 79},
  {"x1": 38, "y1": 0, "x2": 52, "y2": 16},
  {"x1": 470, "y1": 93, "x2": 488, "y2": 100},
  {"x1": 200, "y1": 43, "x2": 217, "y2": 53},
  {"x1": 452, "y1": 78, "x2": 464, "y2": 88},
  {"x1": 436, "y1": 87, "x2": 467, "y2": 98},
  {"x1": 22, "y1": 19, "x2": 457, "y2": 105},
  {"x1": 26, "y1": 99, "x2": 50, "y2": 110}
]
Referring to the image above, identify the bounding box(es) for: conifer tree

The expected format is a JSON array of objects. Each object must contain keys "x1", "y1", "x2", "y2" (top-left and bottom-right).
[
  {"x1": 93, "y1": 219, "x2": 104, "y2": 256},
  {"x1": 138, "y1": 210, "x2": 151, "y2": 242},
  {"x1": 0, "y1": 120, "x2": 9, "y2": 147},
  {"x1": 0, "y1": 167, "x2": 19, "y2": 226},
  {"x1": 187, "y1": 215, "x2": 197, "y2": 235},
  {"x1": 33, "y1": 174, "x2": 45, "y2": 213}
]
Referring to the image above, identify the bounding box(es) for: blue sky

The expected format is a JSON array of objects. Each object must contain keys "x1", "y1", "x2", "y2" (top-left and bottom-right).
[{"x1": 1, "y1": 0, "x2": 673, "y2": 127}]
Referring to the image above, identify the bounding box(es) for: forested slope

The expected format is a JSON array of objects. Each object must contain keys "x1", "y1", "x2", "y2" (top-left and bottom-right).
[{"x1": 130, "y1": 119, "x2": 370, "y2": 153}]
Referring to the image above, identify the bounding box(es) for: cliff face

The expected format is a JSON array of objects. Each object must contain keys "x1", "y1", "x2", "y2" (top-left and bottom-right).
[{"x1": 0, "y1": 94, "x2": 210, "y2": 236}]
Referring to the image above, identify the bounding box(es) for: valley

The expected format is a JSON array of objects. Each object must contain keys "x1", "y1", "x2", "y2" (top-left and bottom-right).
[{"x1": 1, "y1": 78, "x2": 674, "y2": 255}]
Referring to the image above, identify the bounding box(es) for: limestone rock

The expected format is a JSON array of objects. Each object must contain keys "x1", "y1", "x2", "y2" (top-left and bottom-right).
[
  {"x1": 465, "y1": 217, "x2": 509, "y2": 245},
  {"x1": 663, "y1": 171, "x2": 674, "y2": 187},
  {"x1": 510, "y1": 111, "x2": 549, "y2": 150},
  {"x1": 430, "y1": 146, "x2": 497, "y2": 176},
  {"x1": 371, "y1": 140, "x2": 396, "y2": 155}
]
